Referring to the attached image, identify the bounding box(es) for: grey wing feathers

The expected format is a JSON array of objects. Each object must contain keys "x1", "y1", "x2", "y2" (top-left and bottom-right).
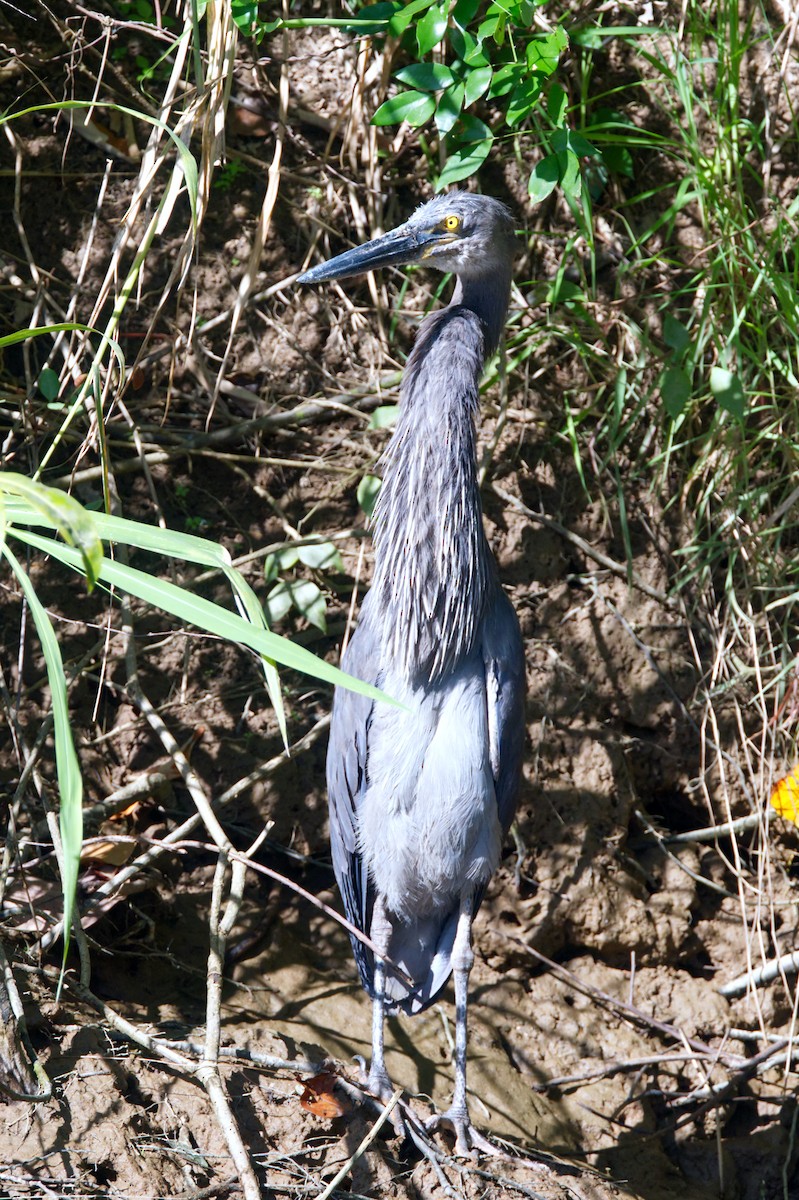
[
  {"x1": 326, "y1": 586, "x2": 524, "y2": 1012},
  {"x1": 482, "y1": 588, "x2": 525, "y2": 836},
  {"x1": 392, "y1": 588, "x2": 524, "y2": 1016},
  {"x1": 326, "y1": 602, "x2": 379, "y2": 991}
]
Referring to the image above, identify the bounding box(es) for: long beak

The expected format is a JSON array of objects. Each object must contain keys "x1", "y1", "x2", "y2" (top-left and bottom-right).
[{"x1": 297, "y1": 224, "x2": 442, "y2": 284}]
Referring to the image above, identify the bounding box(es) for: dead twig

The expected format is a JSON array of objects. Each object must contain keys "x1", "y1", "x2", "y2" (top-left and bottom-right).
[
  {"x1": 0, "y1": 940, "x2": 51, "y2": 1101},
  {"x1": 720, "y1": 951, "x2": 799, "y2": 999},
  {"x1": 491, "y1": 483, "x2": 679, "y2": 611},
  {"x1": 533, "y1": 1050, "x2": 731, "y2": 1093},
  {"x1": 509, "y1": 939, "x2": 747, "y2": 1068},
  {"x1": 38, "y1": 716, "x2": 330, "y2": 953},
  {"x1": 315, "y1": 1088, "x2": 402, "y2": 1200},
  {"x1": 198, "y1": 843, "x2": 262, "y2": 1200}
]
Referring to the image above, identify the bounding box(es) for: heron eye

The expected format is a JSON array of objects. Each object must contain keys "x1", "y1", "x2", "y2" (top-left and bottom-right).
[{"x1": 443, "y1": 214, "x2": 460, "y2": 232}]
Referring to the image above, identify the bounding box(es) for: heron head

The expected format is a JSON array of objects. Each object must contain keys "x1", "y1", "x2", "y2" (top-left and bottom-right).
[{"x1": 297, "y1": 192, "x2": 516, "y2": 286}]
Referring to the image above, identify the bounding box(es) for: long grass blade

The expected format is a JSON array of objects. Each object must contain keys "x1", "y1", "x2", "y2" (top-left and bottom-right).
[
  {"x1": 0, "y1": 543, "x2": 82, "y2": 986},
  {"x1": 10, "y1": 528, "x2": 393, "y2": 705}
]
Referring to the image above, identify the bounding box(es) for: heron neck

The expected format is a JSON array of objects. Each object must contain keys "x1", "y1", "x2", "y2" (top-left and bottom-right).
[
  {"x1": 452, "y1": 269, "x2": 512, "y2": 357},
  {"x1": 370, "y1": 306, "x2": 496, "y2": 683}
]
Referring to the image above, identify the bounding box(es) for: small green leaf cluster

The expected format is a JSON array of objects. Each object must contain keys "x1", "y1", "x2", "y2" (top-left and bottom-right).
[
  {"x1": 231, "y1": 0, "x2": 260, "y2": 37},
  {"x1": 659, "y1": 314, "x2": 745, "y2": 422},
  {"x1": 264, "y1": 541, "x2": 345, "y2": 634},
  {"x1": 112, "y1": 1, "x2": 180, "y2": 89},
  {"x1": 367, "y1": 0, "x2": 574, "y2": 191},
  {"x1": 527, "y1": 83, "x2": 601, "y2": 204},
  {"x1": 357, "y1": 475, "x2": 382, "y2": 519}
]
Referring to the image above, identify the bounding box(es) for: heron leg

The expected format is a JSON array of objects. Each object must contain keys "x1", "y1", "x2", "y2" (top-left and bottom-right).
[
  {"x1": 366, "y1": 898, "x2": 398, "y2": 1107},
  {"x1": 427, "y1": 891, "x2": 495, "y2": 1157}
]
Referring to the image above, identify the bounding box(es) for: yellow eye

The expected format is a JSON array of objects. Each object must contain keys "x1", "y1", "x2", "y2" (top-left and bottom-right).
[{"x1": 443, "y1": 214, "x2": 460, "y2": 232}]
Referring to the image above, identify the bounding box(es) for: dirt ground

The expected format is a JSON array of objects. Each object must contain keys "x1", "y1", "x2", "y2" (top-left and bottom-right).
[{"x1": 2, "y1": 3, "x2": 799, "y2": 1199}]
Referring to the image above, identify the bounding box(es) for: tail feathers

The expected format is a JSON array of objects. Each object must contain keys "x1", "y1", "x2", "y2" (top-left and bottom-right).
[{"x1": 381, "y1": 908, "x2": 461, "y2": 1015}]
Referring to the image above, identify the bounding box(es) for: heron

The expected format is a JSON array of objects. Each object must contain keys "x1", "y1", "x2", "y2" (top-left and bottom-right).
[{"x1": 298, "y1": 192, "x2": 525, "y2": 1155}]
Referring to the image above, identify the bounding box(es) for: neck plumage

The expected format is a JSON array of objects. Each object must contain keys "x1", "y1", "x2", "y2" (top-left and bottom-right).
[{"x1": 370, "y1": 272, "x2": 510, "y2": 683}]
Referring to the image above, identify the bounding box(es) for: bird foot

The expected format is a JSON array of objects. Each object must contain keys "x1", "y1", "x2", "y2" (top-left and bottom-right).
[
  {"x1": 426, "y1": 1106, "x2": 498, "y2": 1158},
  {"x1": 356, "y1": 1063, "x2": 405, "y2": 1137}
]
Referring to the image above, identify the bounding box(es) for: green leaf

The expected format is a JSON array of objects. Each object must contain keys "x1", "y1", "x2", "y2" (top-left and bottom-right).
[
  {"x1": 546, "y1": 279, "x2": 585, "y2": 307},
  {"x1": 11, "y1": 528, "x2": 393, "y2": 704},
  {"x1": 488, "y1": 62, "x2": 523, "y2": 98},
  {"x1": 568, "y1": 129, "x2": 600, "y2": 158},
  {"x1": 528, "y1": 153, "x2": 560, "y2": 203},
  {"x1": 351, "y1": 2, "x2": 401, "y2": 33},
  {"x1": 1, "y1": 475, "x2": 103, "y2": 589},
  {"x1": 571, "y1": 24, "x2": 655, "y2": 49},
  {"x1": 585, "y1": 159, "x2": 608, "y2": 201},
  {"x1": 454, "y1": 28, "x2": 489, "y2": 66},
  {"x1": 4, "y1": 495, "x2": 289, "y2": 745},
  {"x1": 230, "y1": 0, "x2": 258, "y2": 35},
  {"x1": 477, "y1": 13, "x2": 500, "y2": 43},
  {"x1": 395, "y1": 62, "x2": 454, "y2": 91},
  {"x1": 38, "y1": 366, "x2": 60, "y2": 402},
  {"x1": 601, "y1": 144, "x2": 634, "y2": 178},
  {"x1": 570, "y1": 24, "x2": 605, "y2": 49},
  {"x1": 358, "y1": 475, "x2": 382, "y2": 519},
  {"x1": 452, "y1": 0, "x2": 480, "y2": 25},
  {"x1": 506, "y1": 75, "x2": 544, "y2": 127},
  {"x1": 266, "y1": 579, "x2": 328, "y2": 633},
  {"x1": 661, "y1": 365, "x2": 692, "y2": 418},
  {"x1": 0, "y1": 321, "x2": 126, "y2": 380},
  {"x1": 526, "y1": 26, "x2": 568, "y2": 76},
  {"x1": 417, "y1": 2, "x2": 448, "y2": 54},
  {"x1": 435, "y1": 82, "x2": 466, "y2": 134},
  {"x1": 264, "y1": 581, "x2": 293, "y2": 625},
  {"x1": 546, "y1": 81, "x2": 568, "y2": 127},
  {"x1": 368, "y1": 405, "x2": 399, "y2": 429},
  {"x1": 297, "y1": 541, "x2": 344, "y2": 572},
  {"x1": 463, "y1": 65, "x2": 492, "y2": 106},
  {"x1": 553, "y1": 126, "x2": 599, "y2": 159},
  {"x1": 388, "y1": 0, "x2": 435, "y2": 37},
  {"x1": 265, "y1": 548, "x2": 302, "y2": 584},
  {"x1": 372, "y1": 90, "x2": 436, "y2": 127},
  {"x1": 437, "y1": 137, "x2": 492, "y2": 188},
  {"x1": 264, "y1": 553, "x2": 281, "y2": 585},
  {"x1": 663, "y1": 313, "x2": 690, "y2": 355},
  {"x1": 560, "y1": 149, "x2": 582, "y2": 198},
  {"x1": 710, "y1": 366, "x2": 746, "y2": 419},
  {"x1": 456, "y1": 113, "x2": 492, "y2": 143},
  {"x1": 294, "y1": 580, "x2": 327, "y2": 632}
]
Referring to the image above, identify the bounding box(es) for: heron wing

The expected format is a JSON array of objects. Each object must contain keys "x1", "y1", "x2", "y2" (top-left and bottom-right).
[
  {"x1": 386, "y1": 589, "x2": 525, "y2": 1016},
  {"x1": 482, "y1": 587, "x2": 525, "y2": 835},
  {"x1": 325, "y1": 597, "x2": 379, "y2": 990}
]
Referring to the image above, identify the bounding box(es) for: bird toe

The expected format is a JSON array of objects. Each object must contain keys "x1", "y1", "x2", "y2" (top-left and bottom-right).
[{"x1": 426, "y1": 1107, "x2": 498, "y2": 1158}]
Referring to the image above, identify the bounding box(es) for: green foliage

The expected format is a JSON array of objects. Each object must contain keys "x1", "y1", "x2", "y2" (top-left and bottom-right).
[
  {"x1": 367, "y1": 0, "x2": 577, "y2": 193},
  {"x1": 263, "y1": 541, "x2": 345, "y2": 633},
  {"x1": 231, "y1": 0, "x2": 260, "y2": 36},
  {"x1": 659, "y1": 314, "x2": 693, "y2": 420},
  {"x1": 261, "y1": 0, "x2": 593, "y2": 198},
  {"x1": 550, "y1": 1, "x2": 799, "y2": 643},
  {"x1": 1, "y1": 481, "x2": 392, "y2": 966},
  {"x1": 368, "y1": 405, "x2": 399, "y2": 430},
  {"x1": 357, "y1": 475, "x2": 382, "y2": 520}
]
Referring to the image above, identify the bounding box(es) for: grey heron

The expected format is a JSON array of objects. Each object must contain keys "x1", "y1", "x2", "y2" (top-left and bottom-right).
[{"x1": 298, "y1": 192, "x2": 525, "y2": 1155}]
